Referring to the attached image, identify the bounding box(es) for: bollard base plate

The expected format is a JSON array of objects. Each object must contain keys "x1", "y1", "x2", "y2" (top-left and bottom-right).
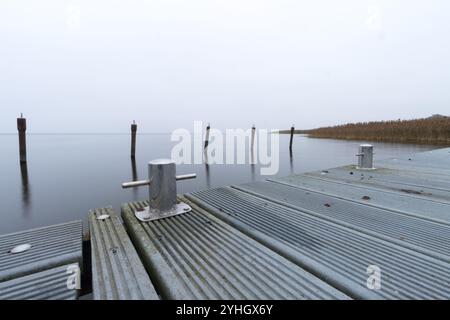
[{"x1": 134, "y1": 202, "x2": 192, "y2": 222}]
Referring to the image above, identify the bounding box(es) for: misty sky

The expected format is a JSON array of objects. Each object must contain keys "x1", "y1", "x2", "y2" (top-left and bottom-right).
[{"x1": 1, "y1": 1, "x2": 449, "y2": 133}]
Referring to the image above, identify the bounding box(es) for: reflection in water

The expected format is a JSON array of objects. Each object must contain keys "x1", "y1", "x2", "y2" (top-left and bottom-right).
[
  {"x1": 289, "y1": 149, "x2": 294, "y2": 174},
  {"x1": 20, "y1": 162, "x2": 31, "y2": 216},
  {"x1": 250, "y1": 149, "x2": 256, "y2": 182},
  {"x1": 130, "y1": 157, "x2": 139, "y2": 198},
  {"x1": 204, "y1": 153, "x2": 211, "y2": 188},
  {"x1": 251, "y1": 164, "x2": 256, "y2": 182},
  {"x1": 131, "y1": 158, "x2": 138, "y2": 181}
]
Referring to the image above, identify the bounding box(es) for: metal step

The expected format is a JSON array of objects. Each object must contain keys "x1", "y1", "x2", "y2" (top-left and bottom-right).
[
  {"x1": 0, "y1": 264, "x2": 80, "y2": 300},
  {"x1": 89, "y1": 207, "x2": 159, "y2": 300},
  {"x1": 0, "y1": 221, "x2": 83, "y2": 282}
]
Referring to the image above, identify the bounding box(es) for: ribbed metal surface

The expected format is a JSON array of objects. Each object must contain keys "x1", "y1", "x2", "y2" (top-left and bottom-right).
[
  {"x1": 378, "y1": 159, "x2": 450, "y2": 178},
  {"x1": 121, "y1": 199, "x2": 350, "y2": 300},
  {"x1": 379, "y1": 160, "x2": 450, "y2": 177},
  {"x1": 187, "y1": 187, "x2": 450, "y2": 299},
  {"x1": 0, "y1": 264, "x2": 79, "y2": 300},
  {"x1": 311, "y1": 166, "x2": 450, "y2": 192},
  {"x1": 0, "y1": 221, "x2": 83, "y2": 282},
  {"x1": 379, "y1": 159, "x2": 450, "y2": 176},
  {"x1": 234, "y1": 181, "x2": 450, "y2": 262},
  {"x1": 89, "y1": 207, "x2": 159, "y2": 300},
  {"x1": 306, "y1": 168, "x2": 450, "y2": 204},
  {"x1": 271, "y1": 174, "x2": 450, "y2": 224},
  {"x1": 378, "y1": 149, "x2": 450, "y2": 178},
  {"x1": 379, "y1": 148, "x2": 450, "y2": 174}
]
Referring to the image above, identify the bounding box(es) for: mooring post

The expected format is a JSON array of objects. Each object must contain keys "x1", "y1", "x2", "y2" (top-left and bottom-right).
[
  {"x1": 251, "y1": 124, "x2": 256, "y2": 150},
  {"x1": 131, "y1": 120, "x2": 137, "y2": 158},
  {"x1": 122, "y1": 159, "x2": 196, "y2": 221},
  {"x1": 204, "y1": 123, "x2": 211, "y2": 149},
  {"x1": 250, "y1": 124, "x2": 256, "y2": 164},
  {"x1": 17, "y1": 114, "x2": 27, "y2": 163},
  {"x1": 289, "y1": 125, "x2": 295, "y2": 151},
  {"x1": 356, "y1": 144, "x2": 374, "y2": 169}
]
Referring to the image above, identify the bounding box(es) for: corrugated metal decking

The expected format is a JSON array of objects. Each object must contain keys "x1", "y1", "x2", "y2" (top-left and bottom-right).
[
  {"x1": 379, "y1": 148, "x2": 450, "y2": 175},
  {"x1": 186, "y1": 187, "x2": 450, "y2": 299},
  {"x1": 0, "y1": 264, "x2": 79, "y2": 300},
  {"x1": 270, "y1": 174, "x2": 450, "y2": 224},
  {"x1": 308, "y1": 165, "x2": 450, "y2": 193},
  {"x1": 89, "y1": 207, "x2": 159, "y2": 300},
  {"x1": 121, "y1": 199, "x2": 351, "y2": 300},
  {"x1": 305, "y1": 167, "x2": 450, "y2": 204},
  {"x1": 0, "y1": 221, "x2": 83, "y2": 282},
  {"x1": 233, "y1": 181, "x2": 450, "y2": 262}
]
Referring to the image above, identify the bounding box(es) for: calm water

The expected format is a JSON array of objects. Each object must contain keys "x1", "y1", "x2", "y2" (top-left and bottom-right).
[{"x1": 0, "y1": 133, "x2": 438, "y2": 234}]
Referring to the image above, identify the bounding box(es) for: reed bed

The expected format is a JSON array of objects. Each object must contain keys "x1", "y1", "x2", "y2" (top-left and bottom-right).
[{"x1": 305, "y1": 116, "x2": 450, "y2": 145}]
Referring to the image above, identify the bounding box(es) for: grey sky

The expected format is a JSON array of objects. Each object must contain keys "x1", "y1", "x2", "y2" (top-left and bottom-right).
[{"x1": 1, "y1": 0, "x2": 449, "y2": 133}]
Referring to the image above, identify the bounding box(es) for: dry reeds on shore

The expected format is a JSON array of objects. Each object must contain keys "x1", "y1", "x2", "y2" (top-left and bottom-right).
[{"x1": 305, "y1": 115, "x2": 450, "y2": 145}]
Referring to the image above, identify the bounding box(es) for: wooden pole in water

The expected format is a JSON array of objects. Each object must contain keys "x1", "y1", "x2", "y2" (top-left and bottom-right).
[
  {"x1": 204, "y1": 123, "x2": 211, "y2": 149},
  {"x1": 17, "y1": 113, "x2": 27, "y2": 163},
  {"x1": 251, "y1": 124, "x2": 256, "y2": 151},
  {"x1": 289, "y1": 125, "x2": 295, "y2": 151},
  {"x1": 131, "y1": 120, "x2": 137, "y2": 158}
]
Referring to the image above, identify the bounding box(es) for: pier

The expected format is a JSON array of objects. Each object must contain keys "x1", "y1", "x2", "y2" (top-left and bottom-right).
[{"x1": 0, "y1": 147, "x2": 449, "y2": 299}]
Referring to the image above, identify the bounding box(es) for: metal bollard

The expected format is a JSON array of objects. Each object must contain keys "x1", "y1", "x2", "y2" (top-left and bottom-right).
[
  {"x1": 122, "y1": 159, "x2": 196, "y2": 221},
  {"x1": 356, "y1": 144, "x2": 374, "y2": 169}
]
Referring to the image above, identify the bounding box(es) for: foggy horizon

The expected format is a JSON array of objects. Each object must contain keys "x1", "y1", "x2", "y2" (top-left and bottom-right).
[{"x1": 2, "y1": 1, "x2": 450, "y2": 133}]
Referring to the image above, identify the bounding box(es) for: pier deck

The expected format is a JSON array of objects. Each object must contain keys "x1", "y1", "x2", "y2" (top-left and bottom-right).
[
  {"x1": 1, "y1": 148, "x2": 449, "y2": 299},
  {"x1": 185, "y1": 147, "x2": 450, "y2": 299}
]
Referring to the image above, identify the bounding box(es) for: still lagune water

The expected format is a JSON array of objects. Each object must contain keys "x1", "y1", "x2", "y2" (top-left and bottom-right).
[{"x1": 0, "y1": 133, "x2": 438, "y2": 234}]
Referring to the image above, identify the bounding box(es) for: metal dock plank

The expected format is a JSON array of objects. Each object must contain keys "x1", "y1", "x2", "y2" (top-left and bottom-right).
[
  {"x1": 270, "y1": 174, "x2": 450, "y2": 224},
  {"x1": 379, "y1": 148, "x2": 450, "y2": 173},
  {"x1": 307, "y1": 165, "x2": 450, "y2": 194},
  {"x1": 233, "y1": 181, "x2": 450, "y2": 262},
  {"x1": 377, "y1": 159, "x2": 450, "y2": 177},
  {"x1": 305, "y1": 170, "x2": 450, "y2": 204},
  {"x1": 324, "y1": 166, "x2": 450, "y2": 191},
  {"x1": 0, "y1": 264, "x2": 79, "y2": 300},
  {"x1": 89, "y1": 207, "x2": 159, "y2": 300},
  {"x1": 0, "y1": 221, "x2": 83, "y2": 282},
  {"x1": 121, "y1": 199, "x2": 351, "y2": 300},
  {"x1": 187, "y1": 187, "x2": 450, "y2": 299}
]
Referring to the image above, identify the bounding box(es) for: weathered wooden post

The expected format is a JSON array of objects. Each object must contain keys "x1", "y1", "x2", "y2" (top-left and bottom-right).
[
  {"x1": 289, "y1": 125, "x2": 295, "y2": 151},
  {"x1": 131, "y1": 121, "x2": 137, "y2": 158},
  {"x1": 251, "y1": 124, "x2": 256, "y2": 150},
  {"x1": 17, "y1": 114, "x2": 27, "y2": 163},
  {"x1": 250, "y1": 124, "x2": 256, "y2": 164},
  {"x1": 204, "y1": 123, "x2": 211, "y2": 149}
]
